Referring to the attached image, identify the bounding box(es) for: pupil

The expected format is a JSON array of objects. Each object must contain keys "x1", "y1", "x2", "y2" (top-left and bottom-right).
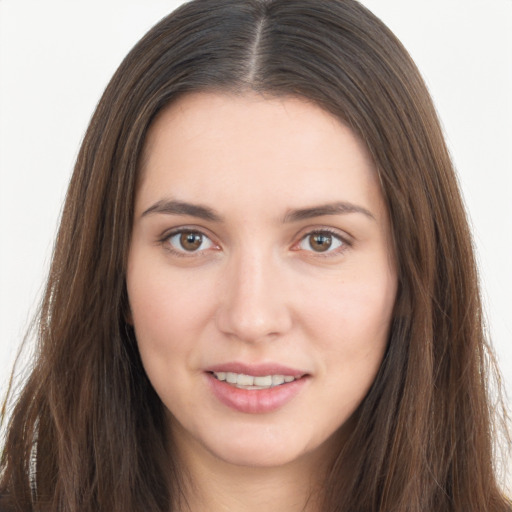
[
  {"x1": 310, "y1": 233, "x2": 332, "y2": 252},
  {"x1": 180, "y1": 232, "x2": 202, "y2": 251}
]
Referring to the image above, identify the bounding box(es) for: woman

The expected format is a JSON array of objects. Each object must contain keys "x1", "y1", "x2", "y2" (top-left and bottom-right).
[{"x1": 1, "y1": 0, "x2": 510, "y2": 511}]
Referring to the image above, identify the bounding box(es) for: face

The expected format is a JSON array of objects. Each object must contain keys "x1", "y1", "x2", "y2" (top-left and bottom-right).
[{"x1": 127, "y1": 92, "x2": 397, "y2": 470}]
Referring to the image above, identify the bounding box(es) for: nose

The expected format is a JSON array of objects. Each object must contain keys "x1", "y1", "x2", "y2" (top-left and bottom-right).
[{"x1": 215, "y1": 249, "x2": 293, "y2": 343}]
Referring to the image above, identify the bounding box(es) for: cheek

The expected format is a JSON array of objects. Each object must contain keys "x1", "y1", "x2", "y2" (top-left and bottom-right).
[
  {"x1": 126, "y1": 262, "x2": 220, "y2": 414},
  {"x1": 306, "y1": 272, "x2": 396, "y2": 417},
  {"x1": 300, "y1": 266, "x2": 396, "y2": 362},
  {"x1": 126, "y1": 260, "x2": 216, "y2": 360}
]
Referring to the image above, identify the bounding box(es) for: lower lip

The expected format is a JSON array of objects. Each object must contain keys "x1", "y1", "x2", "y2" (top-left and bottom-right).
[{"x1": 206, "y1": 373, "x2": 308, "y2": 414}]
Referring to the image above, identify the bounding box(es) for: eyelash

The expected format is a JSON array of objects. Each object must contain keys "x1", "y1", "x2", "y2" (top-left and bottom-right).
[
  {"x1": 293, "y1": 228, "x2": 351, "y2": 257},
  {"x1": 158, "y1": 227, "x2": 351, "y2": 258},
  {"x1": 159, "y1": 227, "x2": 218, "y2": 258}
]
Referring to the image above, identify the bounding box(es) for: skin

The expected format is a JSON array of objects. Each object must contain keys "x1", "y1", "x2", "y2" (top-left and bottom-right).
[{"x1": 127, "y1": 92, "x2": 397, "y2": 511}]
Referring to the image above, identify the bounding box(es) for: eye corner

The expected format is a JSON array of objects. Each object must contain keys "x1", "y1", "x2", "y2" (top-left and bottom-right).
[
  {"x1": 292, "y1": 227, "x2": 352, "y2": 257},
  {"x1": 158, "y1": 226, "x2": 221, "y2": 257}
]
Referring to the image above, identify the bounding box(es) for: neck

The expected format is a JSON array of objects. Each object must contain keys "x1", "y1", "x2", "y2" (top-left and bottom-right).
[
  {"x1": 182, "y1": 461, "x2": 323, "y2": 512},
  {"x1": 170, "y1": 429, "x2": 339, "y2": 512}
]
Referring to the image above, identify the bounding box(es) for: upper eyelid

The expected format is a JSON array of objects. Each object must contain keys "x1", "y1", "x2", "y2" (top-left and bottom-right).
[
  {"x1": 158, "y1": 226, "x2": 217, "y2": 251},
  {"x1": 296, "y1": 230, "x2": 348, "y2": 250},
  {"x1": 293, "y1": 225, "x2": 353, "y2": 244},
  {"x1": 159, "y1": 225, "x2": 216, "y2": 241},
  {"x1": 159, "y1": 228, "x2": 218, "y2": 257},
  {"x1": 158, "y1": 225, "x2": 352, "y2": 250}
]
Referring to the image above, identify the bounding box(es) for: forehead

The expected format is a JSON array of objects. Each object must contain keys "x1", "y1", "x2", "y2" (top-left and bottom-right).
[{"x1": 136, "y1": 92, "x2": 383, "y2": 219}]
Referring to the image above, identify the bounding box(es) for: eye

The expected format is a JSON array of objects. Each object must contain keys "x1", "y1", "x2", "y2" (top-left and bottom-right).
[
  {"x1": 297, "y1": 230, "x2": 345, "y2": 253},
  {"x1": 165, "y1": 230, "x2": 215, "y2": 254}
]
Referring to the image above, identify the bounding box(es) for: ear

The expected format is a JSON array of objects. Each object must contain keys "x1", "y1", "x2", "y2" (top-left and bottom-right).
[
  {"x1": 125, "y1": 307, "x2": 133, "y2": 325},
  {"x1": 122, "y1": 284, "x2": 134, "y2": 325}
]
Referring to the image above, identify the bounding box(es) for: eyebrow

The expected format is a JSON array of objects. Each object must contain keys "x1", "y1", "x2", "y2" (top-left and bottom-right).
[
  {"x1": 283, "y1": 201, "x2": 375, "y2": 223},
  {"x1": 141, "y1": 199, "x2": 223, "y2": 222},
  {"x1": 140, "y1": 199, "x2": 375, "y2": 223}
]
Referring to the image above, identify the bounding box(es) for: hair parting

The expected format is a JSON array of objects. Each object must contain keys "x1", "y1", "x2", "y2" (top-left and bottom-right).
[{"x1": 1, "y1": 1, "x2": 510, "y2": 511}]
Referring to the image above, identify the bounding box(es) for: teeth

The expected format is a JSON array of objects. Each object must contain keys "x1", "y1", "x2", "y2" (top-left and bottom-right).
[
  {"x1": 254, "y1": 375, "x2": 272, "y2": 387},
  {"x1": 272, "y1": 375, "x2": 285, "y2": 386},
  {"x1": 226, "y1": 372, "x2": 237, "y2": 384},
  {"x1": 213, "y1": 371, "x2": 299, "y2": 389},
  {"x1": 238, "y1": 374, "x2": 255, "y2": 386}
]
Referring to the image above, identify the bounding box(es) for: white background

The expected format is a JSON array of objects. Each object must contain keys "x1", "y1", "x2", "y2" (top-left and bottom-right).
[{"x1": 1, "y1": 0, "x2": 511, "y2": 489}]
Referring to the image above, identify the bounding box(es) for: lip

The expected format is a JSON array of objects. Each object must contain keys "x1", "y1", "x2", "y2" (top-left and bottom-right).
[
  {"x1": 204, "y1": 362, "x2": 310, "y2": 414},
  {"x1": 205, "y1": 362, "x2": 307, "y2": 378}
]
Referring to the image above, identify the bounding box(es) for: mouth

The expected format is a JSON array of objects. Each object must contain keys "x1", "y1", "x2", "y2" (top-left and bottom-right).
[
  {"x1": 205, "y1": 366, "x2": 310, "y2": 414},
  {"x1": 208, "y1": 371, "x2": 303, "y2": 390}
]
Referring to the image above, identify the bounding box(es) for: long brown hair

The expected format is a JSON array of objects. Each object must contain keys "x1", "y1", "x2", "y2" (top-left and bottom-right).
[{"x1": 1, "y1": 1, "x2": 510, "y2": 510}]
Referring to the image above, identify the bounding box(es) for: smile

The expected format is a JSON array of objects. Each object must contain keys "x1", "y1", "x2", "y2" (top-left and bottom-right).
[
  {"x1": 206, "y1": 368, "x2": 309, "y2": 413},
  {"x1": 211, "y1": 371, "x2": 298, "y2": 390}
]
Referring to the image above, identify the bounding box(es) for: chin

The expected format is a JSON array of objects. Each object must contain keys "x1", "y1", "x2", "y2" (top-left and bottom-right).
[
  {"x1": 184, "y1": 419, "x2": 341, "y2": 470},
  {"x1": 210, "y1": 440, "x2": 305, "y2": 468}
]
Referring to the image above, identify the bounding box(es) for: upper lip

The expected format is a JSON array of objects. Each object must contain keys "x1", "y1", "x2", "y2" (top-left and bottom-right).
[{"x1": 205, "y1": 362, "x2": 308, "y2": 378}]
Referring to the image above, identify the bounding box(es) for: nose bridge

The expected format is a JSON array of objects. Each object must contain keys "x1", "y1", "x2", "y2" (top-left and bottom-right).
[{"x1": 216, "y1": 243, "x2": 291, "y2": 342}]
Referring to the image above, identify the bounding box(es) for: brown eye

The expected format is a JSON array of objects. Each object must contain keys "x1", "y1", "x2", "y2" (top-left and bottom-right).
[
  {"x1": 166, "y1": 230, "x2": 214, "y2": 254},
  {"x1": 297, "y1": 231, "x2": 345, "y2": 254},
  {"x1": 180, "y1": 232, "x2": 203, "y2": 251},
  {"x1": 308, "y1": 233, "x2": 332, "y2": 252}
]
